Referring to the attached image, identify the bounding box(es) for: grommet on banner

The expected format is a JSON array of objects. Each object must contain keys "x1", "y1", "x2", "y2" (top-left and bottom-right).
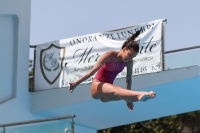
[{"x1": 163, "y1": 19, "x2": 167, "y2": 24}]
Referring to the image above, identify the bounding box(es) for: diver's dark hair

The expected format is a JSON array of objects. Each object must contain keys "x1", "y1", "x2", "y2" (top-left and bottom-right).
[{"x1": 121, "y1": 30, "x2": 141, "y2": 52}]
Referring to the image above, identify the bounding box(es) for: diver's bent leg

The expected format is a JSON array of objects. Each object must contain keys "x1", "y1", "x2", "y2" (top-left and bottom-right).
[
  {"x1": 91, "y1": 80, "x2": 155, "y2": 102},
  {"x1": 100, "y1": 84, "x2": 155, "y2": 101}
]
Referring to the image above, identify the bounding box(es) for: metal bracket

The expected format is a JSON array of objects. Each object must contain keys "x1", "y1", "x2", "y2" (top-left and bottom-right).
[{"x1": 2, "y1": 127, "x2": 5, "y2": 133}]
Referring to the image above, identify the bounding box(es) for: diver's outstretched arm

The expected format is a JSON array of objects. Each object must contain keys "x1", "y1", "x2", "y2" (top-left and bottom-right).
[{"x1": 68, "y1": 51, "x2": 115, "y2": 93}]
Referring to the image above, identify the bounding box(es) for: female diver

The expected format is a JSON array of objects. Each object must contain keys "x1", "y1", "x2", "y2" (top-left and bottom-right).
[{"x1": 68, "y1": 30, "x2": 156, "y2": 110}]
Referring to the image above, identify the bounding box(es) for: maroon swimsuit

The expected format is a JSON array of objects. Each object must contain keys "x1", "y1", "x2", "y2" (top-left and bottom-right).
[{"x1": 94, "y1": 52, "x2": 126, "y2": 84}]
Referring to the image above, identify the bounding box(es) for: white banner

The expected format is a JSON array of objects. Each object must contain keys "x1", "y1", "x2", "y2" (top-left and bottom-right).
[{"x1": 34, "y1": 19, "x2": 165, "y2": 91}]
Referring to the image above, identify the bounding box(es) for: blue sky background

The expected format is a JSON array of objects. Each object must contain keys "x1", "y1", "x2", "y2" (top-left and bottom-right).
[{"x1": 30, "y1": 0, "x2": 200, "y2": 59}]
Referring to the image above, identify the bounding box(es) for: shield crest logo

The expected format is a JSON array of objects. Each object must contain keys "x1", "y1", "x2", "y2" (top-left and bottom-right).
[{"x1": 40, "y1": 43, "x2": 65, "y2": 84}]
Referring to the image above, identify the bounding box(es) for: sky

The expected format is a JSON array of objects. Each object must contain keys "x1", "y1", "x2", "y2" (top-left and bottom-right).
[{"x1": 29, "y1": 0, "x2": 200, "y2": 59}]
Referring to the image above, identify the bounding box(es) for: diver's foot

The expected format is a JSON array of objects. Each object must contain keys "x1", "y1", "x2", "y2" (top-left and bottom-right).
[{"x1": 138, "y1": 91, "x2": 156, "y2": 102}]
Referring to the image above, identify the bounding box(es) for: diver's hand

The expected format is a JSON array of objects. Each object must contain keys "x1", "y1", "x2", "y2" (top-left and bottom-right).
[
  {"x1": 126, "y1": 101, "x2": 134, "y2": 111},
  {"x1": 68, "y1": 82, "x2": 78, "y2": 93}
]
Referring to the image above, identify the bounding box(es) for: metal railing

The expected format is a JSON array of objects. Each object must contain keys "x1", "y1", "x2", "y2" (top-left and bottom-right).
[
  {"x1": 0, "y1": 115, "x2": 75, "y2": 133},
  {"x1": 165, "y1": 45, "x2": 200, "y2": 54}
]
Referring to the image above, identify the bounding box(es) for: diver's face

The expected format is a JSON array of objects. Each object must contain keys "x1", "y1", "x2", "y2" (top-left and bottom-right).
[{"x1": 122, "y1": 48, "x2": 138, "y2": 62}]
